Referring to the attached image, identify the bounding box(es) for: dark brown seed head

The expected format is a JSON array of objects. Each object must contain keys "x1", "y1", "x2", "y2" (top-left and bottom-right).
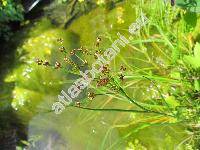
[
  {"x1": 64, "y1": 57, "x2": 69, "y2": 62},
  {"x1": 120, "y1": 65, "x2": 126, "y2": 71},
  {"x1": 88, "y1": 92, "x2": 95, "y2": 100},
  {"x1": 64, "y1": 57, "x2": 73, "y2": 65},
  {"x1": 97, "y1": 78, "x2": 110, "y2": 87},
  {"x1": 59, "y1": 46, "x2": 65, "y2": 52},
  {"x1": 96, "y1": 37, "x2": 102, "y2": 47},
  {"x1": 36, "y1": 59, "x2": 43, "y2": 65},
  {"x1": 70, "y1": 50, "x2": 75, "y2": 55},
  {"x1": 94, "y1": 51, "x2": 100, "y2": 59},
  {"x1": 57, "y1": 38, "x2": 64, "y2": 44},
  {"x1": 97, "y1": 37, "x2": 101, "y2": 42},
  {"x1": 77, "y1": 85, "x2": 81, "y2": 90},
  {"x1": 43, "y1": 60, "x2": 50, "y2": 66},
  {"x1": 82, "y1": 48, "x2": 90, "y2": 55},
  {"x1": 55, "y1": 62, "x2": 61, "y2": 69},
  {"x1": 119, "y1": 74, "x2": 125, "y2": 81},
  {"x1": 102, "y1": 65, "x2": 110, "y2": 74}
]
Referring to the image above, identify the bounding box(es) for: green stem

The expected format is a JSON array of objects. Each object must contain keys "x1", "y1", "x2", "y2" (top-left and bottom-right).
[
  {"x1": 110, "y1": 77, "x2": 174, "y2": 117},
  {"x1": 74, "y1": 106, "x2": 173, "y2": 117}
]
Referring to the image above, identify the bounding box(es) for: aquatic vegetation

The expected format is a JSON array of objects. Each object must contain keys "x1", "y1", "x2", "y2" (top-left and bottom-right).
[
  {"x1": 1, "y1": 0, "x2": 200, "y2": 149},
  {"x1": 126, "y1": 139, "x2": 147, "y2": 150},
  {"x1": 50, "y1": 13, "x2": 149, "y2": 114},
  {"x1": 33, "y1": 2, "x2": 199, "y2": 148}
]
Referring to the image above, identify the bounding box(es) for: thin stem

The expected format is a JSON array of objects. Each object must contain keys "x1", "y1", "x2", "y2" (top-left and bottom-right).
[
  {"x1": 74, "y1": 106, "x2": 173, "y2": 117},
  {"x1": 143, "y1": 76, "x2": 176, "y2": 116},
  {"x1": 110, "y1": 77, "x2": 174, "y2": 117}
]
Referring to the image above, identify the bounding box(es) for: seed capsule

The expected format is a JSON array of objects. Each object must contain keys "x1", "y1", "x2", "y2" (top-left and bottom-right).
[
  {"x1": 64, "y1": 57, "x2": 69, "y2": 62},
  {"x1": 55, "y1": 62, "x2": 61, "y2": 69},
  {"x1": 88, "y1": 92, "x2": 95, "y2": 100},
  {"x1": 101, "y1": 65, "x2": 110, "y2": 74},
  {"x1": 59, "y1": 46, "x2": 65, "y2": 52},
  {"x1": 119, "y1": 74, "x2": 125, "y2": 81},
  {"x1": 36, "y1": 59, "x2": 43, "y2": 65},
  {"x1": 97, "y1": 78, "x2": 109, "y2": 87},
  {"x1": 77, "y1": 86, "x2": 81, "y2": 90},
  {"x1": 96, "y1": 37, "x2": 102, "y2": 47},
  {"x1": 94, "y1": 51, "x2": 100, "y2": 59},
  {"x1": 97, "y1": 37, "x2": 101, "y2": 42},
  {"x1": 70, "y1": 50, "x2": 75, "y2": 55},
  {"x1": 57, "y1": 38, "x2": 64, "y2": 44},
  {"x1": 64, "y1": 57, "x2": 73, "y2": 64},
  {"x1": 43, "y1": 60, "x2": 50, "y2": 66},
  {"x1": 120, "y1": 65, "x2": 126, "y2": 71}
]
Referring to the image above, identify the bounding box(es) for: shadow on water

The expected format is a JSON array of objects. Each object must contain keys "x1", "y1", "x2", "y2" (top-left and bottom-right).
[
  {"x1": 0, "y1": 0, "x2": 89, "y2": 147},
  {"x1": 0, "y1": 25, "x2": 29, "y2": 149}
]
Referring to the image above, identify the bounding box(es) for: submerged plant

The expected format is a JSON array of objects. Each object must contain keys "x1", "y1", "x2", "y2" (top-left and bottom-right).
[
  {"x1": 3, "y1": 0, "x2": 198, "y2": 149},
  {"x1": 36, "y1": 0, "x2": 200, "y2": 148}
]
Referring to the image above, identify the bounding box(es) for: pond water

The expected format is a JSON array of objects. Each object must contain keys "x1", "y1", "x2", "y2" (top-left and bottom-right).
[{"x1": 3, "y1": 0, "x2": 195, "y2": 149}]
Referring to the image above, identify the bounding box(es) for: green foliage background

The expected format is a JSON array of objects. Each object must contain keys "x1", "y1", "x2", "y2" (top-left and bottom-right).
[{"x1": 0, "y1": 0, "x2": 23, "y2": 40}]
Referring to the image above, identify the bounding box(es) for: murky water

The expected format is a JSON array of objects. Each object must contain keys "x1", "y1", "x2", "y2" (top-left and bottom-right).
[{"x1": 4, "y1": 1, "x2": 192, "y2": 149}]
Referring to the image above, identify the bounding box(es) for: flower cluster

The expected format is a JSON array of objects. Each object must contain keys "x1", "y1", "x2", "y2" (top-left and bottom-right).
[{"x1": 36, "y1": 13, "x2": 149, "y2": 114}]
